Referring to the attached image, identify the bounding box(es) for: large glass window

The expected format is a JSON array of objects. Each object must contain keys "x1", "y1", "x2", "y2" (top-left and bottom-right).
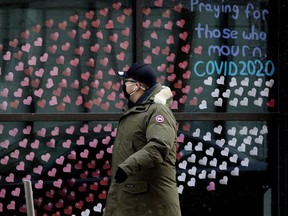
[
  {"x1": 0, "y1": 0, "x2": 134, "y2": 113},
  {"x1": 0, "y1": 1, "x2": 285, "y2": 216}
]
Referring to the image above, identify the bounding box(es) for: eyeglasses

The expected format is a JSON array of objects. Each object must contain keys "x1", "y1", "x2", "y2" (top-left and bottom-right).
[{"x1": 123, "y1": 79, "x2": 138, "y2": 84}]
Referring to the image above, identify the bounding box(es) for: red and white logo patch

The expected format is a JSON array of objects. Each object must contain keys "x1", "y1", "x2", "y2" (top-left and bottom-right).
[{"x1": 155, "y1": 115, "x2": 164, "y2": 123}]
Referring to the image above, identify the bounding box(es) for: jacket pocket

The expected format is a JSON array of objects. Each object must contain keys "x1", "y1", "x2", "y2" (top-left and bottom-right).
[{"x1": 122, "y1": 181, "x2": 147, "y2": 194}]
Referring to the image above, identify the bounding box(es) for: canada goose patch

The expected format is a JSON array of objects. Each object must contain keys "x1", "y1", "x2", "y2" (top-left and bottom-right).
[{"x1": 155, "y1": 115, "x2": 164, "y2": 123}]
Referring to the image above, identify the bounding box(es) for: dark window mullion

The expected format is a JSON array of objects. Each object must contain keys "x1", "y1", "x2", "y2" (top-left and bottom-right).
[
  {"x1": 0, "y1": 112, "x2": 281, "y2": 122},
  {"x1": 134, "y1": 0, "x2": 143, "y2": 62}
]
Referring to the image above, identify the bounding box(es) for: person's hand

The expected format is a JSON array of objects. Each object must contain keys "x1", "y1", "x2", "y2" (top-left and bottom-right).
[{"x1": 115, "y1": 167, "x2": 128, "y2": 183}]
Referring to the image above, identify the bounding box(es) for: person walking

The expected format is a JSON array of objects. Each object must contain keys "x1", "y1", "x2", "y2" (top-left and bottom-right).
[{"x1": 104, "y1": 62, "x2": 181, "y2": 216}]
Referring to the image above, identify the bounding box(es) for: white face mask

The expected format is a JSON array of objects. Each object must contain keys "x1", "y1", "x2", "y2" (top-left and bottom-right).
[
  {"x1": 127, "y1": 84, "x2": 146, "y2": 96},
  {"x1": 124, "y1": 82, "x2": 138, "y2": 96},
  {"x1": 123, "y1": 80, "x2": 147, "y2": 99},
  {"x1": 129, "y1": 84, "x2": 138, "y2": 96}
]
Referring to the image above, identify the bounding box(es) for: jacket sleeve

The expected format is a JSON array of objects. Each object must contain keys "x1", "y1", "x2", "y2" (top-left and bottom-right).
[{"x1": 119, "y1": 104, "x2": 177, "y2": 176}]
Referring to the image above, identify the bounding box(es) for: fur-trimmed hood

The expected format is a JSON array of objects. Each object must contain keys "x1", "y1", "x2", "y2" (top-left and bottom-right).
[{"x1": 153, "y1": 85, "x2": 173, "y2": 107}]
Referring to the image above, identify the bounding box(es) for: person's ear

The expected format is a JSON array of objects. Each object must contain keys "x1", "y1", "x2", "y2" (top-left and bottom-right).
[{"x1": 135, "y1": 82, "x2": 141, "y2": 90}]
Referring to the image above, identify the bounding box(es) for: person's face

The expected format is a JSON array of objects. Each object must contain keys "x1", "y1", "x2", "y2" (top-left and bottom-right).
[
  {"x1": 124, "y1": 78, "x2": 138, "y2": 93},
  {"x1": 122, "y1": 78, "x2": 139, "y2": 99}
]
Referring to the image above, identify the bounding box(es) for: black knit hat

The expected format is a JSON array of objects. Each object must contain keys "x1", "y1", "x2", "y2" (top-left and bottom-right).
[{"x1": 119, "y1": 62, "x2": 157, "y2": 87}]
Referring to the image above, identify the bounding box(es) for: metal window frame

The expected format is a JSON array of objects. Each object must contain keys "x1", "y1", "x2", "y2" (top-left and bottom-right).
[{"x1": 0, "y1": 0, "x2": 282, "y2": 123}]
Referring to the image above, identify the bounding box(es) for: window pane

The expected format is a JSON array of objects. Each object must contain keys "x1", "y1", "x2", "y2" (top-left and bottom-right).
[
  {"x1": 0, "y1": 120, "x2": 273, "y2": 215},
  {"x1": 142, "y1": 0, "x2": 277, "y2": 113},
  {"x1": 0, "y1": 1, "x2": 133, "y2": 113}
]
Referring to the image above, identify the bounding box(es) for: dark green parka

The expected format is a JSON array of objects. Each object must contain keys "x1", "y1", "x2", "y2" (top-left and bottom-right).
[{"x1": 104, "y1": 84, "x2": 181, "y2": 216}]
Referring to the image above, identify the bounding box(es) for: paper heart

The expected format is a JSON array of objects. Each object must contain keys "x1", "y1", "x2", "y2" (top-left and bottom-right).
[
  {"x1": 241, "y1": 158, "x2": 249, "y2": 167},
  {"x1": 179, "y1": 31, "x2": 188, "y2": 41},
  {"x1": 76, "y1": 136, "x2": 85, "y2": 145},
  {"x1": 45, "y1": 19, "x2": 54, "y2": 28},
  {"x1": 241, "y1": 77, "x2": 249, "y2": 86},
  {"x1": 64, "y1": 206, "x2": 73, "y2": 215},
  {"x1": 209, "y1": 158, "x2": 217, "y2": 167},
  {"x1": 56, "y1": 55, "x2": 65, "y2": 64},
  {"x1": 0, "y1": 88, "x2": 9, "y2": 97},
  {"x1": 82, "y1": 30, "x2": 91, "y2": 40},
  {"x1": 219, "y1": 176, "x2": 228, "y2": 185},
  {"x1": 216, "y1": 139, "x2": 225, "y2": 148},
  {"x1": 160, "y1": 46, "x2": 170, "y2": 56},
  {"x1": 166, "y1": 53, "x2": 175, "y2": 62},
  {"x1": 47, "y1": 168, "x2": 57, "y2": 177},
  {"x1": 266, "y1": 99, "x2": 275, "y2": 107},
  {"x1": 205, "y1": 147, "x2": 214, "y2": 156},
  {"x1": 86, "y1": 58, "x2": 95, "y2": 67},
  {"x1": 176, "y1": 19, "x2": 185, "y2": 28},
  {"x1": 162, "y1": 9, "x2": 171, "y2": 18},
  {"x1": 179, "y1": 95, "x2": 187, "y2": 104},
  {"x1": 177, "y1": 185, "x2": 184, "y2": 194},
  {"x1": 48, "y1": 44, "x2": 57, "y2": 54},
  {"x1": 10, "y1": 149, "x2": 20, "y2": 159},
  {"x1": 177, "y1": 173, "x2": 186, "y2": 182},
  {"x1": 34, "y1": 37, "x2": 43, "y2": 46},
  {"x1": 41, "y1": 153, "x2": 51, "y2": 162},
  {"x1": 115, "y1": 100, "x2": 124, "y2": 109},
  {"x1": 121, "y1": 27, "x2": 130, "y2": 36},
  {"x1": 32, "y1": 24, "x2": 41, "y2": 33},
  {"x1": 0, "y1": 189, "x2": 6, "y2": 198},
  {"x1": 116, "y1": 14, "x2": 126, "y2": 24},
  {"x1": 254, "y1": 97, "x2": 263, "y2": 107},
  {"x1": 260, "y1": 125, "x2": 268, "y2": 134},
  {"x1": 85, "y1": 10, "x2": 94, "y2": 19},
  {"x1": 5, "y1": 72, "x2": 14, "y2": 81},
  {"x1": 50, "y1": 32, "x2": 59, "y2": 41},
  {"x1": 255, "y1": 135, "x2": 264, "y2": 144},
  {"x1": 19, "y1": 139, "x2": 28, "y2": 148},
  {"x1": 174, "y1": 3, "x2": 183, "y2": 13},
  {"x1": 79, "y1": 20, "x2": 87, "y2": 29},
  {"x1": 157, "y1": 63, "x2": 166, "y2": 72},
  {"x1": 154, "y1": 0, "x2": 163, "y2": 7},
  {"x1": 166, "y1": 35, "x2": 174, "y2": 44},
  {"x1": 93, "y1": 203, "x2": 102, "y2": 212},
  {"x1": 6, "y1": 173, "x2": 15, "y2": 182},
  {"x1": 194, "y1": 46, "x2": 203, "y2": 55},
  {"x1": 143, "y1": 55, "x2": 152, "y2": 64},
  {"x1": 105, "y1": 20, "x2": 114, "y2": 29},
  {"x1": 7, "y1": 200, "x2": 16, "y2": 210},
  {"x1": 152, "y1": 46, "x2": 160, "y2": 55},
  {"x1": 142, "y1": 7, "x2": 151, "y2": 16},
  {"x1": 153, "y1": 18, "x2": 161, "y2": 28},
  {"x1": 142, "y1": 20, "x2": 151, "y2": 29},
  {"x1": 3, "y1": 51, "x2": 11, "y2": 60},
  {"x1": 178, "y1": 61, "x2": 188, "y2": 69},
  {"x1": 69, "y1": 14, "x2": 78, "y2": 23},
  {"x1": 0, "y1": 101, "x2": 8, "y2": 111},
  {"x1": 148, "y1": 30, "x2": 157, "y2": 39},
  {"x1": 0, "y1": 156, "x2": 9, "y2": 165},
  {"x1": 99, "y1": 57, "x2": 108, "y2": 66},
  {"x1": 181, "y1": 44, "x2": 190, "y2": 53},
  {"x1": 116, "y1": 52, "x2": 125, "y2": 61},
  {"x1": 9, "y1": 39, "x2": 18, "y2": 47},
  {"x1": 229, "y1": 154, "x2": 238, "y2": 163},
  {"x1": 101, "y1": 102, "x2": 110, "y2": 110},
  {"x1": 219, "y1": 161, "x2": 227, "y2": 170},
  {"x1": 178, "y1": 161, "x2": 187, "y2": 170},
  {"x1": 8, "y1": 128, "x2": 18, "y2": 137},
  {"x1": 237, "y1": 143, "x2": 246, "y2": 152},
  {"x1": 217, "y1": 76, "x2": 225, "y2": 85}
]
